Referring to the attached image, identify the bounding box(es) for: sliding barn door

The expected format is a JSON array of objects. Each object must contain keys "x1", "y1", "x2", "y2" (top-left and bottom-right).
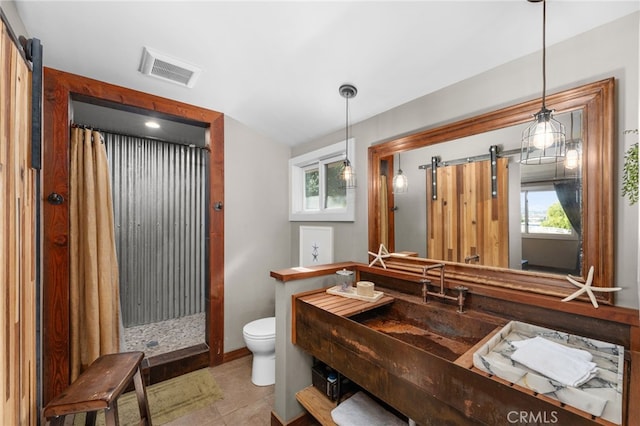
[
  {"x1": 427, "y1": 158, "x2": 508, "y2": 267},
  {"x1": 0, "y1": 19, "x2": 37, "y2": 425}
]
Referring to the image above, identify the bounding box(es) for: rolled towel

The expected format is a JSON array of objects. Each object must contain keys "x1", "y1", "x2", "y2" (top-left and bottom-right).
[
  {"x1": 357, "y1": 281, "x2": 375, "y2": 297},
  {"x1": 510, "y1": 336, "x2": 597, "y2": 387}
]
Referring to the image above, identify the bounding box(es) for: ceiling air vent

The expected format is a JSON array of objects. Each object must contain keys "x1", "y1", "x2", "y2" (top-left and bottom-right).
[{"x1": 138, "y1": 46, "x2": 201, "y2": 88}]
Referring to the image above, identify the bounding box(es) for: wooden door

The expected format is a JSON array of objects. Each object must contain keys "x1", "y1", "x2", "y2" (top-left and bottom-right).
[
  {"x1": 427, "y1": 158, "x2": 508, "y2": 266},
  {"x1": 0, "y1": 19, "x2": 37, "y2": 425}
]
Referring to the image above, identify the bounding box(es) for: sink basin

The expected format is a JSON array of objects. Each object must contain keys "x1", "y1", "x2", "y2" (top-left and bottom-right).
[{"x1": 351, "y1": 297, "x2": 503, "y2": 360}]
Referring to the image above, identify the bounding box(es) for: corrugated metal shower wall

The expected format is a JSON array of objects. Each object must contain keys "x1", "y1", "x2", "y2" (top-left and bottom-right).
[{"x1": 104, "y1": 133, "x2": 208, "y2": 327}]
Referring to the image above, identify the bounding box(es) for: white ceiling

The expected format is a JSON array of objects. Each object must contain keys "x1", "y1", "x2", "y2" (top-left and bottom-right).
[{"x1": 14, "y1": 1, "x2": 640, "y2": 146}]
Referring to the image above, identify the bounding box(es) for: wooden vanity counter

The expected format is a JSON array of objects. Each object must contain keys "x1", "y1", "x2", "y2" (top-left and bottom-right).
[
  {"x1": 293, "y1": 284, "x2": 638, "y2": 425},
  {"x1": 274, "y1": 261, "x2": 640, "y2": 425},
  {"x1": 291, "y1": 288, "x2": 394, "y2": 346}
]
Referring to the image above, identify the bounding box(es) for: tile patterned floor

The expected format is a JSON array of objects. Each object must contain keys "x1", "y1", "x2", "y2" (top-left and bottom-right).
[
  {"x1": 59, "y1": 356, "x2": 275, "y2": 426},
  {"x1": 121, "y1": 313, "x2": 275, "y2": 424},
  {"x1": 123, "y1": 312, "x2": 206, "y2": 357},
  {"x1": 164, "y1": 355, "x2": 274, "y2": 426}
]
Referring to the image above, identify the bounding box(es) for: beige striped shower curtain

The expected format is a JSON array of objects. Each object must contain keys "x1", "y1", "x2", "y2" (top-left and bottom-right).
[{"x1": 69, "y1": 127, "x2": 120, "y2": 380}]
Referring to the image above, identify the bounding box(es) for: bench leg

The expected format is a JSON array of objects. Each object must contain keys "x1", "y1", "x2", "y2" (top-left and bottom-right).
[
  {"x1": 84, "y1": 411, "x2": 97, "y2": 426},
  {"x1": 132, "y1": 367, "x2": 153, "y2": 425},
  {"x1": 46, "y1": 415, "x2": 66, "y2": 426},
  {"x1": 104, "y1": 400, "x2": 119, "y2": 426}
]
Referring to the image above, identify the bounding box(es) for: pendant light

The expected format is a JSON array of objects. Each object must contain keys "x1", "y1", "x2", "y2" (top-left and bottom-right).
[
  {"x1": 564, "y1": 111, "x2": 580, "y2": 170},
  {"x1": 339, "y1": 84, "x2": 357, "y2": 188},
  {"x1": 392, "y1": 153, "x2": 408, "y2": 193},
  {"x1": 521, "y1": 0, "x2": 566, "y2": 165},
  {"x1": 564, "y1": 146, "x2": 579, "y2": 170}
]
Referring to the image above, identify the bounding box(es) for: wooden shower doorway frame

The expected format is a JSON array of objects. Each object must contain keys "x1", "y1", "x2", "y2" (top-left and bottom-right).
[{"x1": 41, "y1": 67, "x2": 225, "y2": 404}]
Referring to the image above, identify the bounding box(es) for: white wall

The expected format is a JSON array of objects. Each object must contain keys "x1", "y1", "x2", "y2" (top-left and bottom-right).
[
  {"x1": 0, "y1": 1, "x2": 28, "y2": 37},
  {"x1": 293, "y1": 12, "x2": 640, "y2": 309},
  {"x1": 224, "y1": 116, "x2": 291, "y2": 351}
]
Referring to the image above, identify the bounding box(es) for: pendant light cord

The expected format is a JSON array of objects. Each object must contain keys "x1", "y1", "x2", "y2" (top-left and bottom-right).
[
  {"x1": 541, "y1": 0, "x2": 547, "y2": 109},
  {"x1": 345, "y1": 94, "x2": 349, "y2": 160},
  {"x1": 339, "y1": 83, "x2": 357, "y2": 167}
]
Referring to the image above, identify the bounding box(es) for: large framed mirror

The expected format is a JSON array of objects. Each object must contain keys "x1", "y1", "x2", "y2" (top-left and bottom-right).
[{"x1": 368, "y1": 78, "x2": 614, "y2": 303}]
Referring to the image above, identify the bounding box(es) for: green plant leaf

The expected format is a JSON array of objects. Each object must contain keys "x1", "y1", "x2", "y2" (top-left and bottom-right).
[{"x1": 622, "y1": 140, "x2": 638, "y2": 205}]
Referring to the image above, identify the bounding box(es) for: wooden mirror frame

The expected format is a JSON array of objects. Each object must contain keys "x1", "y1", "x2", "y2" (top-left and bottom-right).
[{"x1": 368, "y1": 78, "x2": 614, "y2": 303}]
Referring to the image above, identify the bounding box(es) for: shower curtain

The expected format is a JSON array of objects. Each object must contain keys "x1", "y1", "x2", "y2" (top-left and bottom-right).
[
  {"x1": 554, "y1": 179, "x2": 582, "y2": 272},
  {"x1": 69, "y1": 127, "x2": 120, "y2": 380}
]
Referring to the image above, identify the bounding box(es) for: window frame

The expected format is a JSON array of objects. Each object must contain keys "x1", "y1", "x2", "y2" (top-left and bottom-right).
[{"x1": 289, "y1": 140, "x2": 355, "y2": 222}]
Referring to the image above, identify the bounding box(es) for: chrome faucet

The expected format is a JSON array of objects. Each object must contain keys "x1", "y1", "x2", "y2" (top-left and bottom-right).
[
  {"x1": 420, "y1": 263, "x2": 469, "y2": 313},
  {"x1": 464, "y1": 254, "x2": 480, "y2": 264}
]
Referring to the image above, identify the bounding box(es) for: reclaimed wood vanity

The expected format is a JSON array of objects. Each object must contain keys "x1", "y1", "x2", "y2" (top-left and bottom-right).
[{"x1": 273, "y1": 261, "x2": 640, "y2": 426}]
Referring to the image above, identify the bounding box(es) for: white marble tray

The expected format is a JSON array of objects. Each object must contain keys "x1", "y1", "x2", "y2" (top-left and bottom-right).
[{"x1": 473, "y1": 321, "x2": 624, "y2": 424}]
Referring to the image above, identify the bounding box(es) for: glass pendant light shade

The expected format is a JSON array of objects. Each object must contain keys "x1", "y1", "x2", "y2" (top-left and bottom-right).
[
  {"x1": 564, "y1": 147, "x2": 579, "y2": 170},
  {"x1": 563, "y1": 111, "x2": 581, "y2": 171},
  {"x1": 393, "y1": 171, "x2": 408, "y2": 193},
  {"x1": 341, "y1": 159, "x2": 356, "y2": 188},
  {"x1": 521, "y1": 108, "x2": 566, "y2": 164},
  {"x1": 392, "y1": 154, "x2": 408, "y2": 193}
]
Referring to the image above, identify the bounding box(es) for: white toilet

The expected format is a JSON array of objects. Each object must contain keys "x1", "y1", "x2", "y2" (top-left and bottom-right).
[{"x1": 242, "y1": 317, "x2": 276, "y2": 386}]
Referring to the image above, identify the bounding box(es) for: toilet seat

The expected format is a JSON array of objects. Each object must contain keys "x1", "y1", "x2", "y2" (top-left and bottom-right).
[{"x1": 243, "y1": 317, "x2": 275, "y2": 340}]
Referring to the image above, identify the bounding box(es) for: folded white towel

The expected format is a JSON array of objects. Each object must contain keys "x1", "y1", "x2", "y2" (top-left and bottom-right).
[
  {"x1": 510, "y1": 336, "x2": 597, "y2": 387},
  {"x1": 331, "y1": 391, "x2": 407, "y2": 426},
  {"x1": 512, "y1": 336, "x2": 593, "y2": 362}
]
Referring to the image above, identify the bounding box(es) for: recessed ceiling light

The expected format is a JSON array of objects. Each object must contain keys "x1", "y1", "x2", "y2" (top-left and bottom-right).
[{"x1": 145, "y1": 121, "x2": 160, "y2": 129}]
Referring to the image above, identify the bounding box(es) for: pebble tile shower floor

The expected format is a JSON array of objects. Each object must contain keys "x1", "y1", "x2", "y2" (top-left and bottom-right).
[{"x1": 123, "y1": 312, "x2": 206, "y2": 357}]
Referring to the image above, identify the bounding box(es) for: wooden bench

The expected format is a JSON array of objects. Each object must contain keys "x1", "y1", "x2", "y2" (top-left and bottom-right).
[{"x1": 43, "y1": 351, "x2": 152, "y2": 426}]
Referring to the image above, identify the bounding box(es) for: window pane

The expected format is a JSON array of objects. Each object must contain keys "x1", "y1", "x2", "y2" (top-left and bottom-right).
[
  {"x1": 523, "y1": 190, "x2": 572, "y2": 235},
  {"x1": 304, "y1": 167, "x2": 319, "y2": 210},
  {"x1": 325, "y1": 160, "x2": 346, "y2": 209}
]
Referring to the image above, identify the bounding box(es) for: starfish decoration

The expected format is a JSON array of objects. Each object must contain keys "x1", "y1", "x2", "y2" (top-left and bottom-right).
[
  {"x1": 368, "y1": 244, "x2": 392, "y2": 269},
  {"x1": 562, "y1": 265, "x2": 622, "y2": 308}
]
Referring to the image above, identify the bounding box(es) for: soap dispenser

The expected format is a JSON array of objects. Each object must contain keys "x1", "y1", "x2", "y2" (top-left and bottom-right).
[{"x1": 335, "y1": 268, "x2": 354, "y2": 292}]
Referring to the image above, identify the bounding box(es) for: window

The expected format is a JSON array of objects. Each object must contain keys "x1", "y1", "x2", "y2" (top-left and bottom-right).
[
  {"x1": 290, "y1": 140, "x2": 355, "y2": 221},
  {"x1": 520, "y1": 185, "x2": 575, "y2": 238}
]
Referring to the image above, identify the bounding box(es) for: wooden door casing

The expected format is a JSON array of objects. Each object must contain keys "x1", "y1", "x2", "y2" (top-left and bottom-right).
[{"x1": 42, "y1": 68, "x2": 225, "y2": 404}]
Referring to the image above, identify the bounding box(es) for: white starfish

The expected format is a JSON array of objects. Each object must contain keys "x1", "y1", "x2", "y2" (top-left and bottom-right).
[
  {"x1": 562, "y1": 266, "x2": 622, "y2": 308},
  {"x1": 368, "y1": 244, "x2": 392, "y2": 269}
]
